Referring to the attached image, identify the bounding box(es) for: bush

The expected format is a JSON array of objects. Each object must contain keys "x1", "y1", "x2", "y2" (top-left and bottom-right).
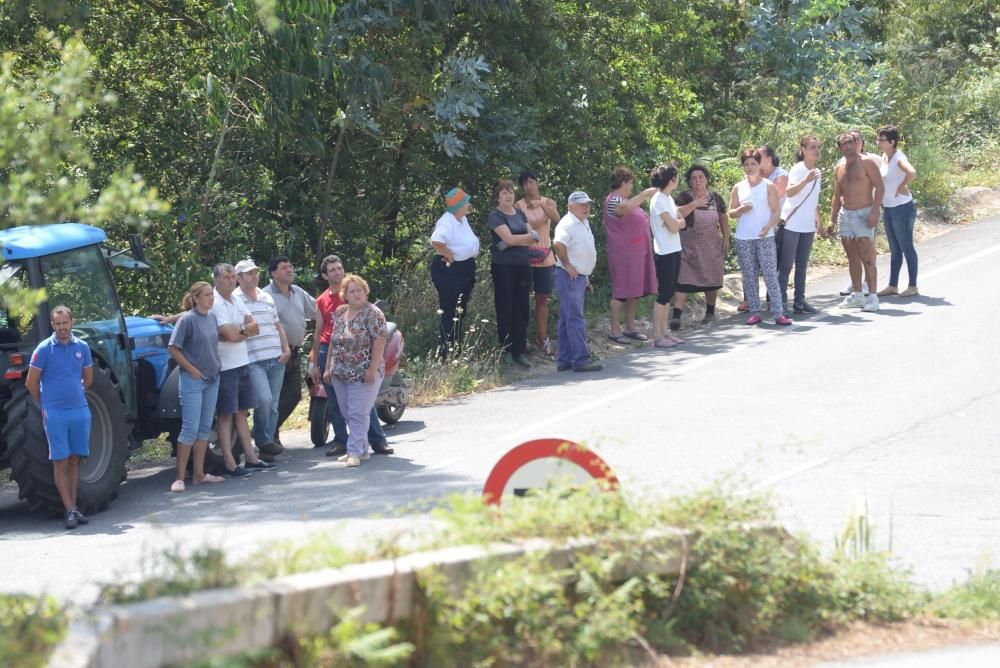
[
  {"x1": 929, "y1": 569, "x2": 1000, "y2": 620},
  {"x1": 90, "y1": 483, "x2": 942, "y2": 664},
  {"x1": 0, "y1": 593, "x2": 66, "y2": 668}
]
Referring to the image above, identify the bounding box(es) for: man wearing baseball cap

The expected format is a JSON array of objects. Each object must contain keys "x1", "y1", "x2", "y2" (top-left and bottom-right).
[
  {"x1": 234, "y1": 259, "x2": 291, "y2": 460},
  {"x1": 552, "y1": 192, "x2": 602, "y2": 372}
]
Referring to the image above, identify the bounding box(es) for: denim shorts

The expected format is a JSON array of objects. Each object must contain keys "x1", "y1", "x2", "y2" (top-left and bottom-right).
[
  {"x1": 44, "y1": 406, "x2": 91, "y2": 461},
  {"x1": 838, "y1": 206, "x2": 876, "y2": 240},
  {"x1": 178, "y1": 370, "x2": 220, "y2": 444}
]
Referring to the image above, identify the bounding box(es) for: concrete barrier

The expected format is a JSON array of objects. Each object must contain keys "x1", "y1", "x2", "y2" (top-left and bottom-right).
[{"x1": 48, "y1": 526, "x2": 781, "y2": 668}]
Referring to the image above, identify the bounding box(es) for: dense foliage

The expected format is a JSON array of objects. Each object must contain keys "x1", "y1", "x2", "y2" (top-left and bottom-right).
[{"x1": 2, "y1": 1, "x2": 998, "y2": 349}]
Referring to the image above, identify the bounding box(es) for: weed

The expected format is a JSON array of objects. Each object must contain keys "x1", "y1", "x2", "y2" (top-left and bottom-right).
[{"x1": 99, "y1": 545, "x2": 238, "y2": 604}]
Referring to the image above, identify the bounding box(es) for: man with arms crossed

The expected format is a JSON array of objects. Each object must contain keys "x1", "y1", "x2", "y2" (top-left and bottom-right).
[
  {"x1": 234, "y1": 259, "x2": 291, "y2": 460},
  {"x1": 211, "y1": 263, "x2": 275, "y2": 475},
  {"x1": 829, "y1": 132, "x2": 884, "y2": 313},
  {"x1": 26, "y1": 306, "x2": 93, "y2": 529}
]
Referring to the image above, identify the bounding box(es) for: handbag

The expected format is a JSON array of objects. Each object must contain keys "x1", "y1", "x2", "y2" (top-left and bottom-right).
[
  {"x1": 779, "y1": 179, "x2": 817, "y2": 227},
  {"x1": 528, "y1": 246, "x2": 551, "y2": 265}
]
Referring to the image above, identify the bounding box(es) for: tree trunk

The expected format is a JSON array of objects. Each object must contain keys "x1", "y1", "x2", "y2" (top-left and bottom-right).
[
  {"x1": 317, "y1": 123, "x2": 347, "y2": 259},
  {"x1": 197, "y1": 81, "x2": 237, "y2": 260}
]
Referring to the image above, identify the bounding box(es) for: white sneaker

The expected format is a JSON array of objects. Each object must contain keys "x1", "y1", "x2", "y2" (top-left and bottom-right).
[
  {"x1": 839, "y1": 293, "x2": 866, "y2": 309},
  {"x1": 862, "y1": 294, "x2": 880, "y2": 312}
]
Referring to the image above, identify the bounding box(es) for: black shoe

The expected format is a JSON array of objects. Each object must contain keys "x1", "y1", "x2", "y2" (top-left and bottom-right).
[
  {"x1": 668, "y1": 318, "x2": 681, "y2": 331},
  {"x1": 701, "y1": 313, "x2": 716, "y2": 324},
  {"x1": 371, "y1": 441, "x2": 395, "y2": 455},
  {"x1": 326, "y1": 441, "x2": 347, "y2": 457},
  {"x1": 72, "y1": 508, "x2": 89, "y2": 525},
  {"x1": 793, "y1": 300, "x2": 818, "y2": 314},
  {"x1": 557, "y1": 364, "x2": 571, "y2": 371},
  {"x1": 64, "y1": 511, "x2": 78, "y2": 530},
  {"x1": 223, "y1": 466, "x2": 252, "y2": 477},
  {"x1": 573, "y1": 363, "x2": 603, "y2": 372},
  {"x1": 245, "y1": 459, "x2": 276, "y2": 470},
  {"x1": 512, "y1": 353, "x2": 532, "y2": 368}
]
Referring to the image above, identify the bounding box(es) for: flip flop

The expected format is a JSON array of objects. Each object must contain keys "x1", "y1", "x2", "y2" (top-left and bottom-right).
[
  {"x1": 623, "y1": 331, "x2": 648, "y2": 341},
  {"x1": 607, "y1": 334, "x2": 631, "y2": 344}
]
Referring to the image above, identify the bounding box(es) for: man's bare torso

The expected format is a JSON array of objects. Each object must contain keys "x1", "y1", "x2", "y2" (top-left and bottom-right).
[{"x1": 835, "y1": 156, "x2": 877, "y2": 210}]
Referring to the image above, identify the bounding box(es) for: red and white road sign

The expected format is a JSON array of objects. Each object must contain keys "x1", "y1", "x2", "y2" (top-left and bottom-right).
[{"x1": 482, "y1": 438, "x2": 619, "y2": 505}]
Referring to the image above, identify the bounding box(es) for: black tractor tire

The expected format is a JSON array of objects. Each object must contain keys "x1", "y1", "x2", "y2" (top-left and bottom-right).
[
  {"x1": 309, "y1": 397, "x2": 328, "y2": 447},
  {"x1": 202, "y1": 415, "x2": 243, "y2": 474},
  {"x1": 3, "y1": 364, "x2": 130, "y2": 515}
]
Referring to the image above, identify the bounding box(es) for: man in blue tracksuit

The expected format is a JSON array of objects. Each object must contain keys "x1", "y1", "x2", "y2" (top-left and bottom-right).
[{"x1": 26, "y1": 305, "x2": 93, "y2": 529}]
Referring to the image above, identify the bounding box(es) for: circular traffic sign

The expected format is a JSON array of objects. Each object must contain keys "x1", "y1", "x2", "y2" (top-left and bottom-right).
[{"x1": 482, "y1": 438, "x2": 619, "y2": 505}]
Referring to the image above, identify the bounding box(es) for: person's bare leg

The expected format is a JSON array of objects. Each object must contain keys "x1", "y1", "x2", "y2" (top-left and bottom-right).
[
  {"x1": 609, "y1": 299, "x2": 623, "y2": 336},
  {"x1": 192, "y1": 439, "x2": 210, "y2": 481},
  {"x1": 67, "y1": 455, "x2": 80, "y2": 508},
  {"x1": 652, "y1": 302, "x2": 668, "y2": 339},
  {"x1": 175, "y1": 443, "x2": 192, "y2": 482},
  {"x1": 859, "y1": 238, "x2": 878, "y2": 293},
  {"x1": 705, "y1": 290, "x2": 717, "y2": 307},
  {"x1": 216, "y1": 414, "x2": 238, "y2": 470},
  {"x1": 234, "y1": 411, "x2": 261, "y2": 464},
  {"x1": 52, "y1": 459, "x2": 73, "y2": 511},
  {"x1": 845, "y1": 239, "x2": 863, "y2": 292},
  {"x1": 534, "y1": 293, "x2": 549, "y2": 343},
  {"x1": 624, "y1": 298, "x2": 638, "y2": 333}
]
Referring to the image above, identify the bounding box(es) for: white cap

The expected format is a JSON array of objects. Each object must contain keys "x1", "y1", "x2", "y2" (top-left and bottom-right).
[
  {"x1": 567, "y1": 191, "x2": 593, "y2": 205},
  {"x1": 234, "y1": 259, "x2": 259, "y2": 274}
]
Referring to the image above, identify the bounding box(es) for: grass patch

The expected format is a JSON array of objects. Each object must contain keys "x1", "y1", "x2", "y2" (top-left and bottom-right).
[
  {"x1": 126, "y1": 437, "x2": 172, "y2": 469},
  {"x1": 929, "y1": 569, "x2": 1000, "y2": 620},
  {"x1": 0, "y1": 594, "x2": 67, "y2": 668}
]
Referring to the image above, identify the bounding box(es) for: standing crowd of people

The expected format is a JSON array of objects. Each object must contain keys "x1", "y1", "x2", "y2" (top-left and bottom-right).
[
  {"x1": 152, "y1": 253, "x2": 395, "y2": 503},
  {"x1": 430, "y1": 125, "x2": 920, "y2": 365},
  {"x1": 31, "y1": 126, "x2": 919, "y2": 527}
]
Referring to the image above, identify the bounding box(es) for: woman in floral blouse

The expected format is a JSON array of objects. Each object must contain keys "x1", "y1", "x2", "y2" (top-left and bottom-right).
[{"x1": 322, "y1": 273, "x2": 387, "y2": 467}]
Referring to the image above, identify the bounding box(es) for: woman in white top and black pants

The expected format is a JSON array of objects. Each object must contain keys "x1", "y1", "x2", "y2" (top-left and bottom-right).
[
  {"x1": 648, "y1": 164, "x2": 686, "y2": 347},
  {"x1": 876, "y1": 125, "x2": 919, "y2": 297},
  {"x1": 729, "y1": 149, "x2": 792, "y2": 326},
  {"x1": 430, "y1": 187, "x2": 480, "y2": 360}
]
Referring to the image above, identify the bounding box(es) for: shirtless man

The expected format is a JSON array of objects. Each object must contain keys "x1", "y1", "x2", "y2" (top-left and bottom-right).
[
  {"x1": 829, "y1": 132, "x2": 885, "y2": 313},
  {"x1": 837, "y1": 130, "x2": 881, "y2": 297}
]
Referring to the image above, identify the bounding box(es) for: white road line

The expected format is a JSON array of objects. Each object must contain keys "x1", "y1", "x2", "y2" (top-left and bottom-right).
[
  {"x1": 921, "y1": 240, "x2": 1000, "y2": 280},
  {"x1": 751, "y1": 457, "x2": 831, "y2": 490},
  {"x1": 501, "y1": 237, "x2": 1000, "y2": 476}
]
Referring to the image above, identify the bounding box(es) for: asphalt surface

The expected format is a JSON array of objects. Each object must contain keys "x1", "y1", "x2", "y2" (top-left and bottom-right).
[{"x1": 2, "y1": 214, "x2": 999, "y2": 627}]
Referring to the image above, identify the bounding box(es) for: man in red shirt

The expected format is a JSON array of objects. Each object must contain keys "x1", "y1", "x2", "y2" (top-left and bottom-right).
[{"x1": 308, "y1": 255, "x2": 393, "y2": 457}]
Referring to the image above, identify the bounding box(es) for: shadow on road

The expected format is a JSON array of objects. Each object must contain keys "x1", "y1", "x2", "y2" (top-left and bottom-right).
[{"x1": 0, "y1": 441, "x2": 475, "y2": 539}]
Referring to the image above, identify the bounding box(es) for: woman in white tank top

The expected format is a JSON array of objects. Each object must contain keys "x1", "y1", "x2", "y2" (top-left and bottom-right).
[
  {"x1": 728, "y1": 149, "x2": 792, "y2": 326},
  {"x1": 876, "y1": 125, "x2": 919, "y2": 297}
]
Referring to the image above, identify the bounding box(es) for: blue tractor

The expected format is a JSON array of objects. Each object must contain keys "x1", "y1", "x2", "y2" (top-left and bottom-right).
[{"x1": 0, "y1": 223, "x2": 180, "y2": 514}]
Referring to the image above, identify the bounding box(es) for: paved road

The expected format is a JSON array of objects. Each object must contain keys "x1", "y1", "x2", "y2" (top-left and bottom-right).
[{"x1": 2, "y1": 215, "x2": 999, "y2": 608}]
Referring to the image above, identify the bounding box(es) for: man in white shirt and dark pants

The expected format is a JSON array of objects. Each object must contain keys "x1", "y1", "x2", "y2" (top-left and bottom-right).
[{"x1": 553, "y1": 191, "x2": 602, "y2": 373}]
